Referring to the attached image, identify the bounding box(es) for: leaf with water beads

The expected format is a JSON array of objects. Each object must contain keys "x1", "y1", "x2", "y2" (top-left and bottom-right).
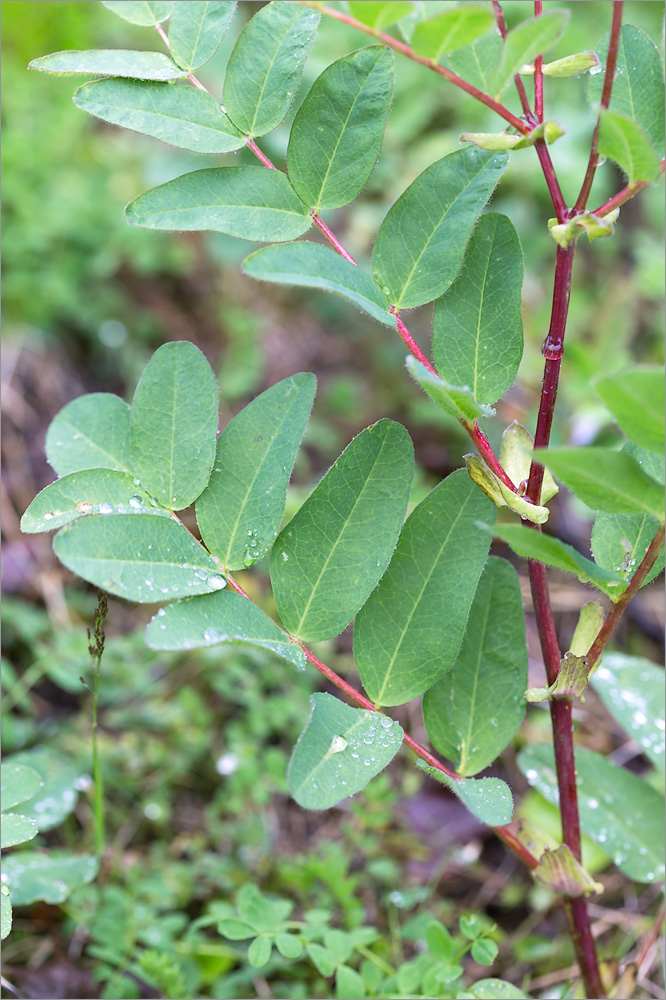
[
  {"x1": 288, "y1": 693, "x2": 403, "y2": 809},
  {"x1": 591, "y1": 653, "x2": 665, "y2": 774}
]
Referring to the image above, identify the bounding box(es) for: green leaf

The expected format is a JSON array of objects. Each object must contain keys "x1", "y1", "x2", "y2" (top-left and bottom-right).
[
  {"x1": 417, "y1": 763, "x2": 513, "y2": 826},
  {"x1": 101, "y1": 1, "x2": 173, "y2": 25},
  {"x1": 488, "y1": 11, "x2": 570, "y2": 96},
  {"x1": 570, "y1": 601, "x2": 605, "y2": 657},
  {"x1": 196, "y1": 373, "x2": 315, "y2": 569},
  {"x1": 288, "y1": 46, "x2": 394, "y2": 212},
  {"x1": 461, "y1": 120, "x2": 564, "y2": 152},
  {"x1": 54, "y1": 515, "x2": 227, "y2": 603},
  {"x1": 422, "y1": 557, "x2": 527, "y2": 776},
  {"x1": 500, "y1": 422, "x2": 558, "y2": 503},
  {"x1": 1, "y1": 764, "x2": 43, "y2": 812},
  {"x1": 471, "y1": 939, "x2": 499, "y2": 966},
  {"x1": 407, "y1": 357, "x2": 494, "y2": 426},
  {"x1": 217, "y1": 918, "x2": 257, "y2": 940},
  {"x1": 597, "y1": 109, "x2": 662, "y2": 184},
  {"x1": 248, "y1": 936, "x2": 272, "y2": 967},
  {"x1": 534, "y1": 446, "x2": 665, "y2": 520},
  {"x1": 275, "y1": 933, "x2": 303, "y2": 959},
  {"x1": 29, "y1": 49, "x2": 186, "y2": 81},
  {"x1": 130, "y1": 342, "x2": 218, "y2": 510},
  {"x1": 325, "y1": 929, "x2": 353, "y2": 965},
  {"x1": 73, "y1": 79, "x2": 245, "y2": 154},
  {"x1": 2, "y1": 852, "x2": 99, "y2": 906},
  {"x1": 336, "y1": 964, "x2": 366, "y2": 1000},
  {"x1": 287, "y1": 693, "x2": 403, "y2": 809},
  {"x1": 425, "y1": 921, "x2": 454, "y2": 963},
  {"x1": 591, "y1": 653, "x2": 665, "y2": 774},
  {"x1": 541, "y1": 50, "x2": 599, "y2": 77},
  {"x1": 354, "y1": 469, "x2": 494, "y2": 706},
  {"x1": 307, "y1": 943, "x2": 337, "y2": 977},
  {"x1": 224, "y1": 2, "x2": 320, "y2": 137},
  {"x1": 548, "y1": 209, "x2": 619, "y2": 248},
  {"x1": 1, "y1": 886, "x2": 12, "y2": 942},
  {"x1": 5, "y1": 748, "x2": 82, "y2": 832},
  {"x1": 2, "y1": 814, "x2": 39, "y2": 850},
  {"x1": 347, "y1": 1, "x2": 414, "y2": 30},
  {"x1": 169, "y1": 1, "x2": 236, "y2": 71},
  {"x1": 464, "y1": 979, "x2": 527, "y2": 999},
  {"x1": 588, "y1": 25, "x2": 665, "y2": 152},
  {"x1": 519, "y1": 745, "x2": 665, "y2": 883},
  {"x1": 145, "y1": 589, "x2": 307, "y2": 671},
  {"x1": 433, "y1": 213, "x2": 523, "y2": 405},
  {"x1": 372, "y1": 148, "x2": 509, "y2": 309},
  {"x1": 243, "y1": 242, "x2": 395, "y2": 327},
  {"x1": 485, "y1": 521, "x2": 626, "y2": 599},
  {"x1": 525, "y1": 651, "x2": 588, "y2": 703},
  {"x1": 125, "y1": 167, "x2": 311, "y2": 242},
  {"x1": 412, "y1": 8, "x2": 494, "y2": 61},
  {"x1": 270, "y1": 420, "x2": 413, "y2": 641},
  {"x1": 594, "y1": 365, "x2": 665, "y2": 453},
  {"x1": 46, "y1": 393, "x2": 131, "y2": 476},
  {"x1": 21, "y1": 469, "x2": 171, "y2": 534},
  {"x1": 442, "y1": 30, "x2": 502, "y2": 92}
]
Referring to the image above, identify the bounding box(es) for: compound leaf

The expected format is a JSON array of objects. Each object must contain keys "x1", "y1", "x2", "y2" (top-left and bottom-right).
[
  {"x1": 354, "y1": 469, "x2": 494, "y2": 706},
  {"x1": 412, "y1": 8, "x2": 495, "y2": 61},
  {"x1": 433, "y1": 213, "x2": 523, "y2": 405},
  {"x1": 196, "y1": 373, "x2": 316, "y2": 570},
  {"x1": 224, "y1": 2, "x2": 320, "y2": 137},
  {"x1": 422, "y1": 557, "x2": 527, "y2": 775},
  {"x1": 126, "y1": 167, "x2": 311, "y2": 242},
  {"x1": 488, "y1": 11, "x2": 570, "y2": 96},
  {"x1": 29, "y1": 49, "x2": 186, "y2": 81},
  {"x1": 594, "y1": 365, "x2": 665, "y2": 453},
  {"x1": 145, "y1": 589, "x2": 307, "y2": 671},
  {"x1": 287, "y1": 693, "x2": 403, "y2": 809},
  {"x1": 588, "y1": 25, "x2": 665, "y2": 151},
  {"x1": 21, "y1": 470, "x2": 171, "y2": 534},
  {"x1": 46, "y1": 393, "x2": 131, "y2": 476},
  {"x1": 130, "y1": 342, "x2": 218, "y2": 510},
  {"x1": 169, "y1": 1, "x2": 236, "y2": 71},
  {"x1": 519, "y1": 744, "x2": 665, "y2": 883},
  {"x1": 372, "y1": 148, "x2": 509, "y2": 310},
  {"x1": 243, "y1": 242, "x2": 395, "y2": 327},
  {"x1": 288, "y1": 46, "x2": 394, "y2": 212},
  {"x1": 535, "y1": 446, "x2": 665, "y2": 520},
  {"x1": 74, "y1": 79, "x2": 245, "y2": 154},
  {"x1": 54, "y1": 515, "x2": 227, "y2": 603},
  {"x1": 270, "y1": 420, "x2": 413, "y2": 642}
]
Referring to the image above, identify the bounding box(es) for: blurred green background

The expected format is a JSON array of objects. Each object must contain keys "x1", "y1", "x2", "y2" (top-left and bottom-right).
[{"x1": 2, "y1": 3, "x2": 664, "y2": 998}]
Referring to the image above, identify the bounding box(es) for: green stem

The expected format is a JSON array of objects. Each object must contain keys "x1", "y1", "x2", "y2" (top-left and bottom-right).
[
  {"x1": 356, "y1": 944, "x2": 395, "y2": 977},
  {"x1": 89, "y1": 591, "x2": 108, "y2": 857}
]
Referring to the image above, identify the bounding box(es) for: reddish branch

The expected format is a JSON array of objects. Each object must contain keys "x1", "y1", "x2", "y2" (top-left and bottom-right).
[
  {"x1": 533, "y1": 1, "x2": 544, "y2": 122},
  {"x1": 574, "y1": 1, "x2": 624, "y2": 213},
  {"x1": 591, "y1": 158, "x2": 666, "y2": 215}
]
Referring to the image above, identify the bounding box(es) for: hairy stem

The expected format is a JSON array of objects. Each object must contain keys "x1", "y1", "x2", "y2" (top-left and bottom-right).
[
  {"x1": 586, "y1": 524, "x2": 665, "y2": 672},
  {"x1": 591, "y1": 158, "x2": 665, "y2": 216},
  {"x1": 299, "y1": 1, "x2": 529, "y2": 133},
  {"x1": 574, "y1": 1, "x2": 624, "y2": 213}
]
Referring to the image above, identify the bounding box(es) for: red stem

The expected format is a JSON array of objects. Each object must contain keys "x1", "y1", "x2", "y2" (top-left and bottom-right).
[
  {"x1": 491, "y1": 1, "x2": 508, "y2": 38},
  {"x1": 574, "y1": 1, "x2": 624, "y2": 214},
  {"x1": 468, "y1": 421, "x2": 517, "y2": 492},
  {"x1": 300, "y1": 2, "x2": 529, "y2": 134},
  {"x1": 311, "y1": 213, "x2": 358, "y2": 265},
  {"x1": 591, "y1": 158, "x2": 665, "y2": 216},
  {"x1": 245, "y1": 136, "x2": 276, "y2": 169},
  {"x1": 534, "y1": 1, "x2": 544, "y2": 122},
  {"x1": 492, "y1": 2, "x2": 534, "y2": 123},
  {"x1": 586, "y1": 524, "x2": 665, "y2": 672}
]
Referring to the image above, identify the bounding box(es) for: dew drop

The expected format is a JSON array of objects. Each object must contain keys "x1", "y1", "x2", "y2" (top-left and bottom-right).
[
  {"x1": 327, "y1": 735, "x2": 348, "y2": 755},
  {"x1": 207, "y1": 575, "x2": 226, "y2": 591}
]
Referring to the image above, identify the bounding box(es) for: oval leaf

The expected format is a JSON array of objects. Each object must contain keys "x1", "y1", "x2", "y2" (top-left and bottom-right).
[
  {"x1": 594, "y1": 366, "x2": 665, "y2": 454},
  {"x1": 21, "y1": 469, "x2": 171, "y2": 534},
  {"x1": 169, "y1": 1, "x2": 236, "y2": 71},
  {"x1": 412, "y1": 8, "x2": 495, "y2": 60},
  {"x1": 54, "y1": 515, "x2": 227, "y2": 603},
  {"x1": 243, "y1": 242, "x2": 395, "y2": 327},
  {"x1": 466, "y1": 980, "x2": 527, "y2": 1000},
  {"x1": 433, "y1": 213, "x2": 523, "y2": 406},
  {"x1": 534, "y1": 446, "x2": 665, "y2": 520},
  {"x1": 5, "y1": 748, "x2": 82, "y2": 831},
  {"x1": 372, "y1": 148, "x2": 509, "y2": 310},
  {"x1": 2, "y1": 814, "x2": 39, "y2": 850},
  {"x1": 196, "y1": 373, "x2": 316, "y2": 570},
  {"x1": 46, "y1": 393, "x2": 131, "y2": 476},
  {"x1": 102, "y1": 1, "x2": 173, "y2": 25},
  {"x1": 406, "y1": 357, "x2": 494, "y2": 425},
  {"x1": 442, "y1": 30, "x2": 502, "y2": 92},
  {"x1": 224, "y1": 2, "x2": 320, "y2": 137},
  {"x1": 130, "y1": 341, "x2": 218, "y2": 510},
  {"x1": 270, "y1": 420, "x2": 414, "y2": 642},
  {"x1": 145, "y1": 589, "x2": 307, "y2": 671},
  {"x1": 422, "y1": 557, "x2": 527, "y2": 775},
  {"x1": 597, "y1": 109, "x2": 661, "y2": 185},
  {"x1": 2, "y1": 852, "x2": 99, "y2": 906},
  {"x1": 588, "y1": 25, "x2": 665, "y2": 152},
  {"x1": 1, "y1": 764, "x2": 43, "y2": 813},
  {"x1": 520, "y1": 744, "x2": 665, "y2": 883},
  {"x1": 74, "y1": 79, "x2": 245, "y2": 154},
  {"x1": 417, "y1": 763, "x2": 513, "y2": 826},
  {"x1": 125, "y1": 167, "x2": 311, "y2": 242},
  {"x1": 591, "y1": 653, "x2": 665, "y2": 774},
  {"x1": 288, "y1": 693, "x2": 403, "y2": 809},
  {"x1": 288, "y1": 46, "x2": 394, "y2": 211},
  {"x1": 29, "y1": 49, "x2": 186, "y2": 81},
  {"x1": 488, "y1": 11, "x2": 570, "y2": 96},
  {"x1": 354, "y1": 469, "x2": 494, "y2": 706},
  {"x1": 347, "y1": 1, "x2": 414, "y2": 30}
]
